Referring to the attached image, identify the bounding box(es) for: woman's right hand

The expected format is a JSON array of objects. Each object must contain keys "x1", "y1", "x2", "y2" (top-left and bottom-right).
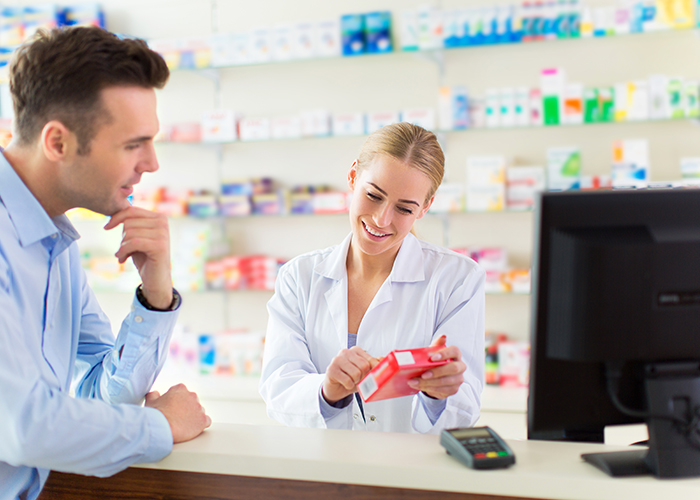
[{"x1": 322, "y1": 346, "x2": 380, "y2": 404}]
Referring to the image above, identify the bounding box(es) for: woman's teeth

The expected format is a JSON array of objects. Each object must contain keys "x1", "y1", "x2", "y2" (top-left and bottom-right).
[{"x1": 364, "y1": 221, "x2": 388, "y2": 237}]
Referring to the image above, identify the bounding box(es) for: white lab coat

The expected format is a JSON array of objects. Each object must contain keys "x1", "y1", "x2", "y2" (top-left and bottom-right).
[{"x1": 259, "y1": 232, "x2": 485, "y2": 434}]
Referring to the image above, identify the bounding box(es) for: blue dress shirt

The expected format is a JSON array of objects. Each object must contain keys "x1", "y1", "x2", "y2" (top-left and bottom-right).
[{"x1": 0, "y1": 154, "x2": 177, "y2": 500}]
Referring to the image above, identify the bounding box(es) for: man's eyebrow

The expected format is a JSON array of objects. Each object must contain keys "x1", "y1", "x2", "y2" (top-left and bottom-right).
[
  {"x1": 123, "y1": 135, "x2": 153, "y2": 144},
  {"x1": 368, "y1": 182, "x2": 420, "y2": 207}
]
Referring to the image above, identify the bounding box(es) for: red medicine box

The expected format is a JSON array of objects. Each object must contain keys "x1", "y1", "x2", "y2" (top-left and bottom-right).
[{"x1": 358, "y1": 346, "x2": 449, "y2": 403}]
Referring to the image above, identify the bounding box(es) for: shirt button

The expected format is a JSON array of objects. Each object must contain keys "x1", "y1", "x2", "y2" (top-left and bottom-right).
[
  {"x1": 51, "y1": 233, "x2": 58, "y2": 239},
  {"x1": 134, "y1": 316, "x2": 143, "y2": 323},
  {"x1": 353, "y1": 413, "x2": 359, "y2": 420},
  {"x1": 369, "y1": 415, "x2": 376, "y2": 422}
]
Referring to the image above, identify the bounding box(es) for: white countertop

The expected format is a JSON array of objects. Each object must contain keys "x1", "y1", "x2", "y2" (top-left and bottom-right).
[{"x1": 136, "y1": 423, "x2": 700, "y2": 500}]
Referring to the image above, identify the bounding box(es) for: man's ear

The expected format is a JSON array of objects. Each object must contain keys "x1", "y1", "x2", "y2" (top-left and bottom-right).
[
  {"x1": 347, "y1": 160, "x2": 359, "y2": 191},
  {"x1": 40, "y1": 120, "x2": 76, "y2": 162}
]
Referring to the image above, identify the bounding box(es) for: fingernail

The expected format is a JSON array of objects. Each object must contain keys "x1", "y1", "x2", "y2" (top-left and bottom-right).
[
  {"x1": 422, "y1": 371, "x2": 433, "y2": 379},
  {"x1": 430, "y1": 354, "x2": 442, "y2": 361},
  {"x1": 407, "y1": 380, "x2": 419, "y2": 388}
]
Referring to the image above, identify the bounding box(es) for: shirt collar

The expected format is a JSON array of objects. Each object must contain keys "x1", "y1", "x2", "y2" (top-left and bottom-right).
[
  {"x1": 0, "y1": 151, "x2": 80, "y2": 248},
  {"x1": 314, "y1": 232, "x2": 425, "y2": 283}
]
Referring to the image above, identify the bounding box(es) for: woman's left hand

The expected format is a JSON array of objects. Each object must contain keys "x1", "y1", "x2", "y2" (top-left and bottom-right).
[{"x1": 407, "y1": 335, "x2": 466, "y2": 400}]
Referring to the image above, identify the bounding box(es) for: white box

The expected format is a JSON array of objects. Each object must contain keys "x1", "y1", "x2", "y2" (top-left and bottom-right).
[
  {"x1": 366, "y1": 110, "x2": 400, "y2": 134},
  {"x1": 239, "y1": 117, "x2": 270, "y2": 141},
  {"x1": 399, "y1": 10, "x2": 419, "y2": 50},
  {"x1": 499, "y1": 88, "x2": 516, "y2": 127},
  {"x1": 417, "y1": 5, "x2": 443, "y2": 50},
  {"x1": 428, "y1": 183, "x2": 464, "y2": 213},
  {"x1": 249, "y1": 27, "x2": 272, "y2": 63},
  {"x1": 271, "y1": 25, "x2": 294, "y2": 61},
  {"x1": 485, "y1": 89, "x2": 500, "y2": 128},
  {"x1": 230, "y1": 32, "x2": 251, "y2": 65},
  {"x1": 315, "y1": 19, "x2": 341, "y2": 57},
  {"x1": 271, "y1": 115, "x2": 301, "y2": 139},
  {"x1": 514, "y1": 87, "x2": 530, "y2": 127},
  {"x1": 628, "y1": 80, "x2": 649, "y2": 121},
  {"x1": 648, "y1": 74, "x2": 670, "y2": 119},
  {"x1": 332, "y1": 112, "x2": 365, "y2": 136},
  {"x1": 506, "y1": 166, "x2": 545, "y2": 211},
  {"x1": 466, "y1": 156, "x2": 506, "y2": 212},
  {"x1": 201, "y1": 110, "x2": 238, "y2": 142},
  {"x1": 292, "y1": 22, "x2": 315, "y2": 59},
  {"x1": 681, "y1": 157, "x2": 700, "y2": 179},
  {"x1": 210, "y1": 33, "x2": 237, "y2": 67},
  {"x1": 300, "y1": 109, "x2": 331, "y2": 137},
  {"x1": 401, "y1": 108, "x2": 436, "y2": 130}
]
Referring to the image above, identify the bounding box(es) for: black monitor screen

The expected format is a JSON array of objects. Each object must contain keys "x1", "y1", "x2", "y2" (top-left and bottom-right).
[{"x1": 528, "y1": 189, "x2": 700, "y2": 478}]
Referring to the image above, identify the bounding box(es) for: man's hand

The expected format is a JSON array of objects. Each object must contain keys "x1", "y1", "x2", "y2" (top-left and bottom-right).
[
  {"x1": 322, "y1": 346, "x2": 380, "y2": 405},
  {"x1": 104, "y1": 206, "x2": 173, "y2": 309},
  {"x1": 145, "y1": 384, "x2": 211, "y2": 443},
  {"x1": 407, "y1": 335, "x2": 466, "y2": 400}
]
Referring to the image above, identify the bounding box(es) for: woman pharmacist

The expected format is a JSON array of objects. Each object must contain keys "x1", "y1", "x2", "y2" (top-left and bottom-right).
[{"x1": 259, "y1": 122, "x2": 485, "y2": 433}]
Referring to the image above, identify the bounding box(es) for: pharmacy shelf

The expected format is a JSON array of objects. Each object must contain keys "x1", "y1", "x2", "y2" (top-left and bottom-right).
[
  {"x1": 155, "y1": 115, "x2": 698, "y2": 148},
  {"x1": 170, "y1": 25, "x2": 697, "y2": 74}
]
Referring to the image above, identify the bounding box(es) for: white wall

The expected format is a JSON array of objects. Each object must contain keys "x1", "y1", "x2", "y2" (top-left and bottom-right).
[{"x1": 28, "y1": 1, "x2": 700, "y2": 342}]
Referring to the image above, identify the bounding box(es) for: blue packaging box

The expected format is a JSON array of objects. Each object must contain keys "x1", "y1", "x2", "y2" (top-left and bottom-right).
[
  {"x1": 365, "y1": 11, "x2": 392, "y2": 53},
  {"x1": 341, "y1": 13, "x2": 365, "y2": 56}
]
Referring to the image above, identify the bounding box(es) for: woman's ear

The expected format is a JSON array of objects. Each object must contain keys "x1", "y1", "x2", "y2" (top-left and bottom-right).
[
  {"x1": 347, "y1": 160, "x2": 359, "y2": 191},
  {"x1": 417, "y1": 195, "x2": 435, "y2": 219}
]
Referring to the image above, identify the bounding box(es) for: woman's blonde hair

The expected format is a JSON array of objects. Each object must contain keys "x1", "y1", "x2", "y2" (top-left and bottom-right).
[{"x1": 356, "y1": 122, "x2": 445, "y2": 205}]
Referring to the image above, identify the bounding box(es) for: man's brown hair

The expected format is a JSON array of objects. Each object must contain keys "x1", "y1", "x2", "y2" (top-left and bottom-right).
[{"x1": 9, "y1": 26, "x2": 169, "y2": 154}]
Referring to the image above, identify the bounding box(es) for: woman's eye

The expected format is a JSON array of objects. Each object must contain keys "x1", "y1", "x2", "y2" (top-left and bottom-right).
[
  {"x1": 397, "y1": 206, "x2": 413, "y2": 215},
  {"x1": 367, "y1": 192, "x2": 381, "y2": 201},
  {"x1": 125, "y1": 144, "x2": 140, "y2": 151}
]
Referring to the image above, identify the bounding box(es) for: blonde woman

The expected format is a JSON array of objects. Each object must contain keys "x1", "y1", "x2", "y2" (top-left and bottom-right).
[{"x1": 259, "y1": 123, "x2": 485, "y2": 433}]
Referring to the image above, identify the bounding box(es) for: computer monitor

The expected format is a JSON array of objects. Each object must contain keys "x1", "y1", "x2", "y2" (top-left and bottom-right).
[{"x1": 528, "y1": 189, "x2": 700, "y2": 478}]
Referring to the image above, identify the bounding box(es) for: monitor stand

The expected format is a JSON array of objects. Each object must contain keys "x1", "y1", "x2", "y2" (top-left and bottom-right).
[
  {"x1": 584, "y1": 362, "x2": 700, "y2": 479},
  {"x1": 581, "y1": 449, "x2": 651, "y2": 477}
]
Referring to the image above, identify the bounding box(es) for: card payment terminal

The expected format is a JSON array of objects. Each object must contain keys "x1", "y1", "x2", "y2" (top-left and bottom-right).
[{"x1": 440, "y1": 426, "x2": 516, "y2": 470}]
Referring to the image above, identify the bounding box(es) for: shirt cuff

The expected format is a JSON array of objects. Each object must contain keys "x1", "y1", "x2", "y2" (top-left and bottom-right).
[
  {"x1": 137, "y1": 406, "x2": 173, "y2": 464},
  {"x1": 319, "y1": 386, "x2": 352, "y2": 420},
  {"x1": 419, "y1": 392, "x2": 448, "y2": 426}
]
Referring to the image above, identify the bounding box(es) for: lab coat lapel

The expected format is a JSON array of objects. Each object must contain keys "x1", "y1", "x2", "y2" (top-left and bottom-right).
[
  {"x1": 359, "y1": 234, "x2": 425, "y2": 332},
  {"x1": 316, "y1": 233, "x2": 353, "y2": 348}
]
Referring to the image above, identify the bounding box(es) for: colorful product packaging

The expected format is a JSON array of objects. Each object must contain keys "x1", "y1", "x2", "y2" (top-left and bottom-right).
[
  {"x1": 498, "y1": 341, "x2": 530, "y2": 387},
  {"x1": 541, "y1": 67, "x2": 565, "y2": 126},
  {"x1": 612, "y1": 138, "x2": 649, "y2": 188},
  {"x1": 365, "y1": 11, "x2": 392, "y2": 53},
  {"x1": 358, "y1": 346, "x2": 449, "y2": 403},
  {"x1": 341, "y1": 13, "x2": 365, "y2": 55},
  {"x1": 547, "y1": 146, "x2": 581, "y2": 190},
  {"x1": 438, "y1": 85, "x2": 469, "y2": 130}
]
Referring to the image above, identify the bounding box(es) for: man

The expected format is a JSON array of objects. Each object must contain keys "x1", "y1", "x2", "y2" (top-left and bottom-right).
[{"x1": 0, "y1": 27, "x2": 211, "y2": 500}]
